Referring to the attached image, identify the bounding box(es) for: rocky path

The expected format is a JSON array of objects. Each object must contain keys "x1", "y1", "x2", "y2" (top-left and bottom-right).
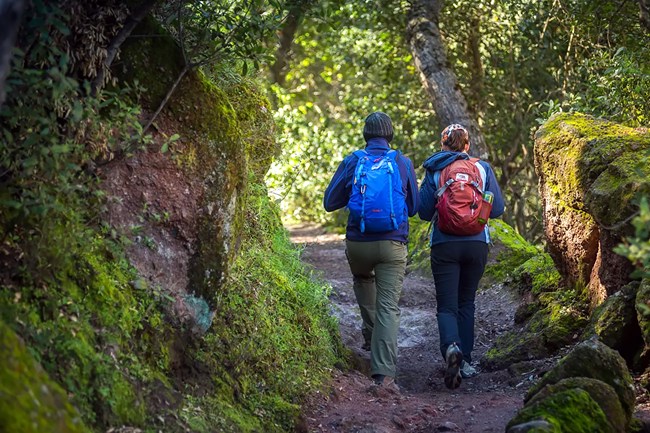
[{"x1": 291, "y1": 224, "x2": 537, "y2": 433}]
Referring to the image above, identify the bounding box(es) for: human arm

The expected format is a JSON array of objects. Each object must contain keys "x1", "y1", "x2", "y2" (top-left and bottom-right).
[
  {"x1": 483, "y1": 163, "x2": 505, "y2": 218},
  {"x1": 323, "y1": 156, "x2": 354, "y2": 212},
  {"x1": 404, "y1": 157, "x2": 420, "y2": 217},
  {"x1": 418, "y1": 170, "x2": 437, "y2": 221}
]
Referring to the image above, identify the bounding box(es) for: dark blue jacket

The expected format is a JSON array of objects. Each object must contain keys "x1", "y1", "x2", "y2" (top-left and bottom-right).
[
  {"x1": 323, "y1": 138, "x2": 419, "y2": 242},
  {"x1": 419, "y1": 150, "x2": 505, "y2": 245}
]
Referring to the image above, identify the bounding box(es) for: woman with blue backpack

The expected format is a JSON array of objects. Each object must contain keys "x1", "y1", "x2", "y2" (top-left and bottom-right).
[
  {"x1": 418, "y1": 124, "x2": 505, "y2": 390},
  {"x1": 323, "y1": 111, "x2": 419, "y2": 390}
]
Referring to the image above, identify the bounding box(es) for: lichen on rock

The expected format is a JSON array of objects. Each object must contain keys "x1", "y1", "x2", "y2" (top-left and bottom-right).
[{"x1": 534, "y1": 113, "x2": 650, "y2": 305}]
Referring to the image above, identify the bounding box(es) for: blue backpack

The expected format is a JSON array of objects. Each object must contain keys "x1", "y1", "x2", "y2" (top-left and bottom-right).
[{"x1": 348, "y1": 149, "x2": 406, "y2": 233}]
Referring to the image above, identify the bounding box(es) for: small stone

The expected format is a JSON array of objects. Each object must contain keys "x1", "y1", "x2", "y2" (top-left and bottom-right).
[{"x1": 436, "y1": 421, "x2": 460, "y2": 431}]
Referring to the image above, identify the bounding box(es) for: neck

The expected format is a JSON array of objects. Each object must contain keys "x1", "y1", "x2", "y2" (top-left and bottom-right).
[{"x1": 366, "y1": 137, "x2": 390, "y2": 148}]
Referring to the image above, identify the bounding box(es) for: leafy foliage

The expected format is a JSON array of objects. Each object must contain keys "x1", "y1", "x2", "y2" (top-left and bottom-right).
[
  {"x1": 266, "y1": 1, "x2": 434, "y2": 223},
  {"x1": 0, "y1": 2, "x2": 168, "y2": 427},
  {"x1": 187, "y1": 179, "x2": 343, "y2": 431},
  {"x1": 615, "y1": 196, "x2": 650, "y2": 279},
  {"x1": 1, "y1": 3, "x2": 343, "y2": 431},
  {"x1": 266, "y1": 0, "x2": 650, "y2": 243},
  {"x1": 156, "y1": 0, "x2": 285, "y2": 72}
]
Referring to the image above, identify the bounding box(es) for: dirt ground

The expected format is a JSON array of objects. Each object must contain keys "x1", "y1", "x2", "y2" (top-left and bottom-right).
[{"x1": 290, "y1": 224, "x2": 650, "y2": 433}]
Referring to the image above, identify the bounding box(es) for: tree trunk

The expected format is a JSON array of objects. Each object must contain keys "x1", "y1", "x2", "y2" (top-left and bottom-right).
[
  {"x1": 270, "y1": 6, "x2": 303, "y2": 86},
  {"x1": 0, "y1": 0, "x2": 25, "y2": 106},
  {"x1": 405, "y1": 0, "x2": 487, "y2": 158},
  {"x1": 640, "y1": 0, "x2": 650, "y2": 33}
]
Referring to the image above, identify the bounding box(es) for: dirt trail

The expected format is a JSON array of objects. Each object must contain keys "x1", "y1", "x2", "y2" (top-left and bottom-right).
[{"x1": 291, "y1": 224, "x2": 545, "y2": 433}]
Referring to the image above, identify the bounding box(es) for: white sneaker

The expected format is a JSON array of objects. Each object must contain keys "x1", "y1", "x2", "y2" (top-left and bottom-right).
[{"x1": 460, "y1": 361, "x2": 478, "y2": 378}]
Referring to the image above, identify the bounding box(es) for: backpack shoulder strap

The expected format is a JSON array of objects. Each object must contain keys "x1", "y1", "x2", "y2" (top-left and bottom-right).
[
  {"x1": 473, "y1": 159, "x2": 487, "y2": 190},
  {"x1": 353, "y1": 149, "x2": 368, "y2": 159},
  {"x1": 433, "y1": 170, "x2": 441, "y2": 189},
  {"x1": 386, "y1": 149, "x2": 400, "y2": 160}
]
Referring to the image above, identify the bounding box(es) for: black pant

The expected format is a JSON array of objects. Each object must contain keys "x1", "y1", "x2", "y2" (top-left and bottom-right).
[{"x1": 430, "y1": 241, "x2": 488, "y2": 363}]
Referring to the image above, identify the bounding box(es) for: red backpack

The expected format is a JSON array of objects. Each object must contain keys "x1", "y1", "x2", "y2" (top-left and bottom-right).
[{"x1": 435, "y1": 158, "x2": 489, "y2": 235}]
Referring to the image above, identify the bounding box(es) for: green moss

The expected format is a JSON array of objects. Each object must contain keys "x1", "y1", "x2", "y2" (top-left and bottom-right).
[
  {"x1": 526, "y1": 377, "x2": 627, "y2": 432},
  {"x1": 507, "y1": 389, "x2": 612, "y2": 433},
  {"x1": 587, "y1": 151, "x2": 650, "y2": 231},
  {"x1": 525, "y1": 339, "x2": 635, "y2": 418},
  {"x1": 509, "y1": 253, "x2": 561, "y2": 295},
  {"x1": 535, "y1": 113, "x2": 650, "y2": 232},
  {"x1": 0, "y1": 320, "x2": 88, "y2": 433},
  {"x1": 218, "y1": 73, "x2": 280, "y2": 177},
  {"x1": 483, "y1": 285, "x2": 588, "y2": 369},
  {"x1": 175, "y1": 180, "x2": 343, "y2": 431},
  {"x1": 484, "y1": 219, "x2": 540, "y2": 283}
]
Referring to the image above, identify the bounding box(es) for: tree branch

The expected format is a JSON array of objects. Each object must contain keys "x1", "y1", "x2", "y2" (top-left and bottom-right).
[
  {"x1": 91, "y1": 0, "x2": 159, "y2": 95},
  {"x1": 142, "y1": 63, "x2": 191, "y2": 134}
]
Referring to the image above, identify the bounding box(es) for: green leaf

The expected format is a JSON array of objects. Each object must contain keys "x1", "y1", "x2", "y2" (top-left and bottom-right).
[{"x1": 22, "y1": 156, "x2": 39, "y2": 168}]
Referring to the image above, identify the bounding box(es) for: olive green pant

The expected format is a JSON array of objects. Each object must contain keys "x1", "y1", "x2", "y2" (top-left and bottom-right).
[{"x1": 345, "y1": 239, "x2": 407, "y2": 378}]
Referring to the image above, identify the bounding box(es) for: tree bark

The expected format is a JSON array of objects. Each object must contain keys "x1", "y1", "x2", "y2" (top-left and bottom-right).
[
  {"x1": 640, "y1": 0, "x2": 650, "y2": 33},
  {"x1": 467, "y1": 15, "x2": 484, "y2": 117},
  {"x1": 405, "y1": 0, "x2": 487, "y2": 158},
  {"x1": 0, "y1": 0, "x2": 25, "y2": 106},
  {"x1": 270, "y1": 6, "x2": 303, "y2": 86}
]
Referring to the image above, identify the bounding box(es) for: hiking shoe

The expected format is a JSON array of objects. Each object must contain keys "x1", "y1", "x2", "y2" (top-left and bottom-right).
[
  {"x1": 460, "y1": 360, "x2": 478, "y2": 378},
  {"x1": 444, "y1": 343, "x2": 463, "y2": 390},
  {"x1": 367, "y1": 375, "x2": 400, "y2": 395}
]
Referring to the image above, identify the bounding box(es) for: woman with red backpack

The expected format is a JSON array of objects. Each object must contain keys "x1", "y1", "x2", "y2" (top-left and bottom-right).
[{"x1": 418, "y1": 124, "x2": 505, "y2": 390}]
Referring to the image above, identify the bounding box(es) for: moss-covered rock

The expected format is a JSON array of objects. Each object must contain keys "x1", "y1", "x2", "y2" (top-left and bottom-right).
[
  {"x1": 583, "y1": 281, "x2": 643, "y2": 366},
  {"x1": 526, "y1": 377, "x2": 627, "y2": 432},
  {"x1": 483, "y1": 219, "x2": 541, "y2": 286},
  {"x1": 482, "y1": 256, "x2": 587, "y2": 371},
  {"x1": 534, "y1": 113, "x2": 650, "y2": 305},
  {"x1": 0, "y1": 321, "x2": 87, "y2": 433},
  {"x1": 507, "y1": 389, "x2": 612, "y2": 433},
  {"x1": 482, "y1": 290, "x2": 588, "y2": 371},
  {"x1": 0, "y1": 7, "x2": 342, "y2": 433},
  {"x1": 525, "y1": 339, "x2": 635, "y2": 419},
  {"x1": 510, "y1": 253, "x2": 562, "y2": 297}
]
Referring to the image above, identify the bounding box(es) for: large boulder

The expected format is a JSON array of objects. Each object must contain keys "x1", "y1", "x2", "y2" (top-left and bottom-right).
[
  {"x1": 524, "y1": 339, "x2": 635, "y2": 421},
  {"x1": 103, "y1": 17, "x2": 278, "y2": 333},
  {"x1": 534, "y1": 113, "x2": 650, "y2": 307},
  {"x1": 507, "y1": 339, "x2": 635, "y2": 432},
  {"x1": 481, "y1": 253, "x2": 587, "y2": 371},
  {"x1": 507, "y1": 388, "x2": 612, "y2": 433},
  {"x1": 583, "y1": 281, "x2": 643, "y2": 366},
  {"x1": 525, "y1": 377, "x2": 627, "y2": 433}
]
